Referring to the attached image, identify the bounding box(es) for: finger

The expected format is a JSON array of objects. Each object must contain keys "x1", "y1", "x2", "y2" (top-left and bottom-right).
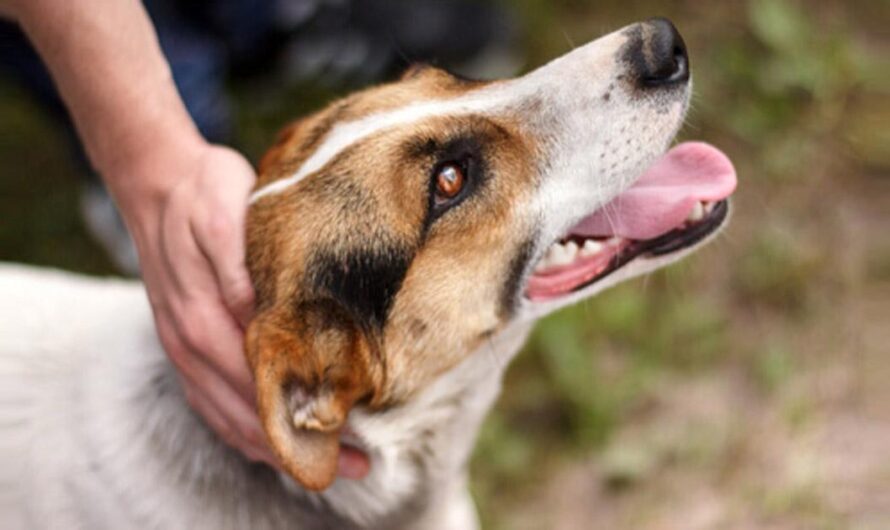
[
  {"x1": 185, "y1": 383, "x2": 278, "y2": 467},
  {"x1": 157, "y1": 323, "x2": 251, "y2": 453},
  {"x1": 156, "y1": 310, "x2": 259, "y2": 435},
  {"x1": 191, "y1": 214, "x2": 255, "y2": 329},
  {"x1": 184, "y1": 383, "x2": 236, "y2": 444},
  {"x1": 158, "y1": 197, "x2": 256, "y2": 400},
  {"x1": 189, "y1": 389, "x2": 278, "y2": 466},
  {"x1": 174, "y1": 301, "x2": 256, "y2": 402},
  {"x1": 192, "y1": 148, "x2": 256, "y2": 327},
  {"x1": 158, "y1": 178, "x2": 221, "y2": 297},
  {"x1": 169, "y1": 336, "x2": 276, "y2": 463}
]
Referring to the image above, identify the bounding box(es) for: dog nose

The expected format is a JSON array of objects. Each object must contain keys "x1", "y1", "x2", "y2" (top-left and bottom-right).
[{"x1": 635, "y1": 18, "x2": 689, "y2": 87}]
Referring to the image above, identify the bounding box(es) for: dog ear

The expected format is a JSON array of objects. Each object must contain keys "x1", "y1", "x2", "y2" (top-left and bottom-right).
[
  {"x1": 257, "y1": 120, "x2": 304, "y2": 176},
  {"x1": 400, "y1": 63, "x2": 433, "y2": 80},
  {"x1": 245, "y1": 300, "x2": 376, "y2": 491}
]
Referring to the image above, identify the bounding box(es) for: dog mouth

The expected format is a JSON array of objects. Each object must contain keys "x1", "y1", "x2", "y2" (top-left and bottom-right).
[{"x1": 526, "y1": 142, "x2": 737, "y2": 302}]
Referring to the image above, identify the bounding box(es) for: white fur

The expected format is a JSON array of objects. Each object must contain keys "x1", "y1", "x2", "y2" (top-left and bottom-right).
[
  {"x1": 249, "y1": 25, "x2": 662, "y2": 206},
  {"x1": 250, "y1": 94, "x2": 510, "y2": 203},
  {"x1": 0, "y1": 22, "x2": 708, "y2": 529},
  {"x1": 0, "y1": 264, "x2": 520, "y2": 529}
]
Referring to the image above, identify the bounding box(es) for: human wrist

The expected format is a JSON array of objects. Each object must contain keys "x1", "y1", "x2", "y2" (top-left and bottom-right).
[
  {"x1": 101, "y1": 120, "x2": 206, "y2": 192},
  {"x1": 87, "y1": 65, "x2": 206, "y2": 180},
  {"x1": 103, "y1": 129, "x2": 209, "y2": 227}
]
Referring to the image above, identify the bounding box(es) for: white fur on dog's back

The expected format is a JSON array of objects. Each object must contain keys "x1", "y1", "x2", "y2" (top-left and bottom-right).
[
  {"x1": 0, "y1": 264, "x2": 498, "y2": 529},
  {"x1": 0, "y1": 264, "x2": 151, "y2": 529}
]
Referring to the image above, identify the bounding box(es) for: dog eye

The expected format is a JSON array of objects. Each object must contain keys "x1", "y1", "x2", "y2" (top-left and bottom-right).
[{"x1": 434, "y1": 163, "x2": 465, "y2": 201}]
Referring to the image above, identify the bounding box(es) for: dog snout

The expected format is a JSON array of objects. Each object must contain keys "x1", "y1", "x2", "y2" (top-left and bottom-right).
[{"x1": 632, "y1": 18, "x2": 689, "y2": 87}]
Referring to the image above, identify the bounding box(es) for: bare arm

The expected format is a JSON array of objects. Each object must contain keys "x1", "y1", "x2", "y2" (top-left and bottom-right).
[
  {"x1": 11, "y1": 0, "x2": 201, "y2": 186},
  {"x1": 3, "y1": 0, "x2": 275, "y2": 464}
]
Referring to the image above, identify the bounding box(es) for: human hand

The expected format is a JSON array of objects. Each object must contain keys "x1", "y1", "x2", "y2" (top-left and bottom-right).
[
  {"x1": 113, "y1": 142, "x2": 276, "y2": 465},
  {"x1": 11, "y1": 0, "x2": 368, "y2": 478},
  {"x1": 116, "y1": 142, "x2": 373, "y2": 479}
]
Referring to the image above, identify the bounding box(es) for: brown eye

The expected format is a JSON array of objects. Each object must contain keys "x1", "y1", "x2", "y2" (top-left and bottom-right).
[{"x1": 435, "y1": 163, "x2": 465, "y2": 199}]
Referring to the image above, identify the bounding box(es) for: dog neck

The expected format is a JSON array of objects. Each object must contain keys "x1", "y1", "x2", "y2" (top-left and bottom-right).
[{"x1": 105, "y1": 312, "x2": 531, "y2": 528}]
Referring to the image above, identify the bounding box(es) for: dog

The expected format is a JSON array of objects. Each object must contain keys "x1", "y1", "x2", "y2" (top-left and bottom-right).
[{"x1": 0, "y1": 18, "x2": 736, "y2": 529}]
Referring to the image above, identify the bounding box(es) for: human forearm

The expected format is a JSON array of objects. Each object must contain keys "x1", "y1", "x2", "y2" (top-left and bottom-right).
[
  {"x1": 2, "y1": 0, "x2": 373, "y2": 478},
  {"x1": 0, "y1": 0, "x2": 280, "y2": 465},
  {"x1": 9, "y1": 0, "x2": 204, "y2": 203}
]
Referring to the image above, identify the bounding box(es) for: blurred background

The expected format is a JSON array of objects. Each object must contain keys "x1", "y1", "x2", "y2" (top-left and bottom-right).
[{"x1": 0, "y1": 0, "x2": 887, "y2": 528}]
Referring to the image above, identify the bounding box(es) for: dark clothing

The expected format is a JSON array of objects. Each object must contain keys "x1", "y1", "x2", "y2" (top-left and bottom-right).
[{"x1": 0, "y1": 0, "x2": 282, "y2": 154}]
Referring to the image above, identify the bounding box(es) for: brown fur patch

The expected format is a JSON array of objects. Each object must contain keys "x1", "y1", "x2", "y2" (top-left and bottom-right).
[
  {"x1": 253, "y1": 66, "x2": 496, "y2": 190},
  {"x1": 245, "y1": 67, "x2": 540, "y2": 490},
  {"x1": 246, "y1": 300, "x2": 378, "y2": 490}
]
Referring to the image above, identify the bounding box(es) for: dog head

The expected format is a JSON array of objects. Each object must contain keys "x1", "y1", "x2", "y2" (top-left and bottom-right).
[{"x1": 245, "y1": 18, "x2": 736, "y2": 491}]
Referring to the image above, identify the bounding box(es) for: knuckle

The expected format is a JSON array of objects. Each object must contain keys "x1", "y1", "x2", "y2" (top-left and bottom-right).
[
  {"x1": 158, "y1": 330, "x2": 198, "y2": 378},
  {"x1": 226, "y1": 278, "x2": 255, "y2": 309},
  {"x1": 179, "y1": 311, "x2": 211, "y2": 353}
]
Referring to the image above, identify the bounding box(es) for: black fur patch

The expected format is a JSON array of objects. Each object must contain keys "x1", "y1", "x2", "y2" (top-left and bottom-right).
[
  {"x1": 308, "y1": 245, "x2": 413, "y2": 330},
  {"x1": 499, "y1": 236, "x2": 536, "y2": 318},
  {"x1": 404, "y1": 136, "x2": 440, "y2": 160}
]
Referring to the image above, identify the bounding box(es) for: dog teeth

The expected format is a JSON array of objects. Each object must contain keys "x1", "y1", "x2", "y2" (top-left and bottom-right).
[
  {"x1": 687, "y1": 201, "x2": 705, "y2": 222},
  {"x1": 536, "y1": 241, "x2": 579, "y2": 272},
  {"x1": 702, "y1": 201, "x2": 714, "y2": 214},
  {"x1": 565, "y1": 240, "x2": 579, "y2": 257},
  {"x1": 580, "y1": 239, "x2": 604, "y2": 257},
  {"x1": 534, "y1": 258, "x2": 551, "y2": 273},
  {"x1": 536, "y1": 237, "x2": 617, "y2": 273},
  {"x1": 549, "y1": 241, "x2": 578, "y2": 267}
]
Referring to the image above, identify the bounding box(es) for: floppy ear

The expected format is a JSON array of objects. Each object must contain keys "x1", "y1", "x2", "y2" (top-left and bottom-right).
[{"x1": 245, "y1": 300, "x2": 376, "y2": 491}]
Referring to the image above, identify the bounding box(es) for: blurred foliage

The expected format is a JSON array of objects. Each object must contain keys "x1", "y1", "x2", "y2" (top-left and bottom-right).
[
  {"x1": 0, "y1": 0, "x2": 887, "y2": 528},
  {"x1": 733, "y1": 226, "x2": 824, "y2": 313},
  {"x1": 0, "y1": 82, "x2": 114, "y2": 272},
  {"x1": 471, "y1": 0, "x2": 888, "y2": 526},
  {"x1": 752, "y1": 340, "x2": 796, "y2": 393},
  {"x1": 703, "y1": 0, "x2": 881, "y2": 179}
]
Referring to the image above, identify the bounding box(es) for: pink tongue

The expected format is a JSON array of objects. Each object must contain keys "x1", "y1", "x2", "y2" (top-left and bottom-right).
[{"x1": 570, "y1": 142, "x2": 737, "y2": 240}]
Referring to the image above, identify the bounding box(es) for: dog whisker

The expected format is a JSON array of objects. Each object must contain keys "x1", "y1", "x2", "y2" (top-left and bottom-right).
[{"x1": 561, "y1": 29, "x2": 578, "y2": 51}]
